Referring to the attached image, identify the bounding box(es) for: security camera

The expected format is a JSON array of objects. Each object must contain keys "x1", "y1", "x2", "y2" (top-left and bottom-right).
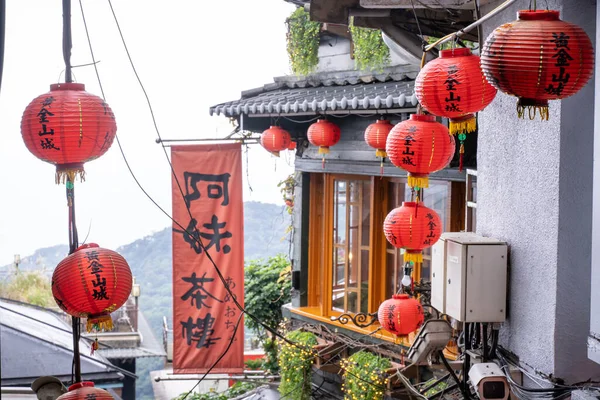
[{"x1": 468, "y1": 363, "x2": 510, "y2": 400}]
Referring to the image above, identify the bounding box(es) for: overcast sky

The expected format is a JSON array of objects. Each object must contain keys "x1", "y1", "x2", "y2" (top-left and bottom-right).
[{"x1": 0, "y1": 0, "x2": 296, "y2": 265}]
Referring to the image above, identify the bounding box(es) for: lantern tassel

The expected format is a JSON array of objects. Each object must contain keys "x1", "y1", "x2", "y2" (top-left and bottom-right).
[
  {"x1": 56, "y1": 168, "x2": 85, "y2": 185},
  {"x1": 449, "y1": 116, "x2": 476, "y2": 135},
  {"x1": 407, "y1": 175, "x2": 429, "y2": 189},
  {"x1": 517, "y1": 104, "x2": 550, "y2": 121},
  {"x1": 90, "y1": 338, "x2": 99, "y2": 355},
  {"x1": 375, "y1": 149, "x2": 387, "y2": 158},
  {"x1": 459, "y1": 142, "x2": 465, "y2": 172},
  {"x1": 404, "y1": 252, "x2": 423, "y2": 264},
  {"x1": 380, "y1": 158, "x2": 384, "y2": 176},
  {"x1": 321, "y1": 156, "x2": 325, "y2": 170},
  {"x1": 87, "y1": 315, "x2": 114, "y2": 333},
  {"x1": 318, "y1": 146, "x2": 330, "y2": 155}
]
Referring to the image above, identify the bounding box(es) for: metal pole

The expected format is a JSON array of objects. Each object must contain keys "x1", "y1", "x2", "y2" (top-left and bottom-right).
[
  {"x1": 62, "y1": 0, "x2": 73, "y2": 83},
  {"x1": 67, "y1": 177, "x2": 82, "y2": 383}
]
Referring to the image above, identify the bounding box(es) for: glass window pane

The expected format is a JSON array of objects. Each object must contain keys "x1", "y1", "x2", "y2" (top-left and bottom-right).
[
  {"x1": 334, "y1": 181, "x2": 347, "y2": 244},
  {"x1": 361, "y1": 181, "x2": 371, "y2": 247},
  {"x1": 360, "y1": 249, "x2": 370, "y2": 313},
  {"x1": 348, "y1": 209, "x2": 358, "y2": 288},
  {"x1": 347, "y1": 291, "x2": 357, "y2": 313},
  {"x1": 332, "y1": 291, "x2": 345, "y2": 313},
  {"x1": 386, "y1": 251, "x2": 397, "y2": 298}
]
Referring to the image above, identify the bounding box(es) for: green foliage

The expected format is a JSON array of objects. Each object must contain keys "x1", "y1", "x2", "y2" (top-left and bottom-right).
[
  {"x1": 0, "y1": 271, "x2": 53, "y2": 307},
  {"x1": 244, "y1": 358, "x2": 264, "y2": 370},
  {"x1": 244, "y1": 255, "x2": 292, "y2": 337},
  {"x1": 278, "y1": 330, "x2": 318, "y2": 400},
  {"x1": 349, "y1": 19, "x2": 390, "y2": 72},
  {"x1": 245, "y1": 255, "x2": 292, "y2": 374},
  {"x1": 341, "y1": 351, "x2": 391, "y2": 400},
  {"x1": 286, "y1": 7, "x2": 321, "y2": 76},
  {"x1": 174, "y1": 382, "x2": 258, "y2": 400},
  {"x1": 423, "y1": 378, "x2": 449, "y2": 397}
]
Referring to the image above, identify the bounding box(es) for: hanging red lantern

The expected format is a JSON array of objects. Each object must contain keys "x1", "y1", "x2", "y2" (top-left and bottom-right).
[
  {"x1": 481, "y1": 10, "x2": 594, "y2": 120},
  {"x1": 288, "y1": 141, "x2": 297, "y2": 151},
  {"x1": 365, "y1": 118, "x2": 393, "y2": 158},
  {"x1": 21, "y1": 83, "x2": 117, "y2": 183},
  {"x1": 415, "y1": 48, "x2": 496, "y2": 135},
  {"x1": 387, "y1": 114, "x2": 455, "y2": 186},
  {"x1": 378, "y1": 294, "x2": 424, "y2": 336},
  {"x1": 383, "y1": 202, "x2": 442, "y2": 264},
  {"x1": 260, "y1": 126, "x2": 291, "y2": 156},
  {"x1": 56, "y1": 382, "x2": 114, "y2": 400},
  {"x1": 307, "y1": 119, "x2": 340, "y2": 167},
  {"x1": 52, "y1": 243, "x2": 132, "y2": 332}
]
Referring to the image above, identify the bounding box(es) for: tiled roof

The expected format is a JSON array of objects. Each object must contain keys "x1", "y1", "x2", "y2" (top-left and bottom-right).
[
  {"x1": 210, "y1": 67, "x2": 419, "y2": 117},
  {"x1": 210, "y1": 79, "x2": 417, "y2": 117}
]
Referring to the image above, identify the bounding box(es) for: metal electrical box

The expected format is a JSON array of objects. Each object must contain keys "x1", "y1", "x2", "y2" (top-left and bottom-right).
[{"x1": 431, "y1": 233, "x2": 507, "y2": 323}]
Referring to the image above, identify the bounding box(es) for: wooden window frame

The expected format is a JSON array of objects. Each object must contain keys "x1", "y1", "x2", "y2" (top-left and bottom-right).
[{"x1": 302, "y1": 172, "x2": 465, "y2": 344}]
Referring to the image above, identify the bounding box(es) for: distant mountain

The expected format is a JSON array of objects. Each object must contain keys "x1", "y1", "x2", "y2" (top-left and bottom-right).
[{"x1": 2, "y1": 201, "x2": 291, "y2": 334}]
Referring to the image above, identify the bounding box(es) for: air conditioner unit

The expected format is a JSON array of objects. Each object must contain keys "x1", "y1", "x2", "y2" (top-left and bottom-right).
[{"x1": 431, "y1": 233, "x2": 507, "y2": 323}]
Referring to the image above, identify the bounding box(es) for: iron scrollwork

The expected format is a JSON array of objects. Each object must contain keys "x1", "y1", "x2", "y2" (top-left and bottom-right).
[{"x1": 330, "y1": 312, "x2": 379, "y2": 328}]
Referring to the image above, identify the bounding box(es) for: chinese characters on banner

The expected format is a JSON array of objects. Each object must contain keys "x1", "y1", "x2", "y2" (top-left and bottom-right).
[{"x1": 171, "y1": 144, "x2": 244, "y2": 374}]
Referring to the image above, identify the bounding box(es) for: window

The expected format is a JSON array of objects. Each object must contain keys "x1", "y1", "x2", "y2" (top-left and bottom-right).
[
  {"x1": 332, "y1": 179, "x2": 371, "y2": 314},
  {"x1": 305, "y1": 173, "x2": 463, "y2": 319}
]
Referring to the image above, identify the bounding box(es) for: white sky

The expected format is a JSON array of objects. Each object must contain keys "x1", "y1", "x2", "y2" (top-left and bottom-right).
[{"x1": 0, "y1": 0, "x2": 296, "y2": 265}]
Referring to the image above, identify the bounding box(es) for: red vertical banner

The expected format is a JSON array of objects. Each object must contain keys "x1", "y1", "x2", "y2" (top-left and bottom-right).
[{"x1": 171, "y1": 143, "x2": 244, "y2": 374}]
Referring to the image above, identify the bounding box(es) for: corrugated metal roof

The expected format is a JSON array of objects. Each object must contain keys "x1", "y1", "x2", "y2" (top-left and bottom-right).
[
  {"x1": 98, "y1": 312, "x2": 166, "y2": 359},
  {"x1": 210, "y1": 79, "x2": 417, "y2": 117},
  {"x1": 0, "y1": 300, "x2": 123, "y2": 386}
]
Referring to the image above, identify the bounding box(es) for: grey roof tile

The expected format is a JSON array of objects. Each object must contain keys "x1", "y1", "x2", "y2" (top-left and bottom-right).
[{"x1": 210, "y1": 79, "x2": 417, "y2": 117}]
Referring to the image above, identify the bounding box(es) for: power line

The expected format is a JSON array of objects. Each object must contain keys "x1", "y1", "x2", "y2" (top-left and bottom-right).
[{"x1": 76, "y1": 2, "x2": 311, "y2": 396}]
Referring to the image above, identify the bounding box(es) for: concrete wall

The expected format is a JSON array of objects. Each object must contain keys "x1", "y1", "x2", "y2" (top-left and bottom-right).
[
  {"x1": 590, "y1": 0, "x2": 600, "y2": 366},
  {"x1": 316, "y1": 36, "x2": 417, "y2": 74},
  {"x1": 478, "y1": 0, "x2": 600, "y2": 382}
]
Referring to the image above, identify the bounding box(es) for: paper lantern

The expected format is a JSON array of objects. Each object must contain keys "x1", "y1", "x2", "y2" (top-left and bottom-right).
[
  {"x1": 52, "y1": 243, "x2": 132, "y2": 332},
  {"x1": 481, "y1": 10, "x2": 594, "y2": 120},
  {"x1": 383, "y1": 202, "x2": 442, "y2": 264},
  {"x1": 387, "y1": 114, "x2": 455, "y2": 187},
  {"x1": 260, "y1": 126, "x2": 291, "y2": 156},
  {"x1": 365, "y1": 118, "x2": 393, "y2": 158},
  {"x1": 416, "y1": 48, "x2": 496, "y2": 134},
  {"x1": 307, "y1": 119, "x2": 340, "y2": 154},
  {"x1": 57, "y1": 382, "x2": 114, "y2": 400},
  {"x1": 378, "y1": 294, "x2": 424, "y2": 336},
  {"x1": 21, "y1": 83, "x2": 117, "y2": 183}
]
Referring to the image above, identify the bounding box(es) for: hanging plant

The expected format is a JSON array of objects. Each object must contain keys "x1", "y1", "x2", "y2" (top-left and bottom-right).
[
  {"x1": 349, "y1": 18, "x2": 390, "y2": 72},
  {"x1": 286, "y1": 7, "x2": 321, "y2": 76},
  {"x1": 341, "y1": 351, "x2": 391, "y2": 400},
  {"x1": 278, "y1": 330, "x2": 318, "y2": 400}
]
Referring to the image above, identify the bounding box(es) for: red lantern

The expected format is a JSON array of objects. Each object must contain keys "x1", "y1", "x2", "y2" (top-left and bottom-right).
[
  {"x1": 378, "y1": 294, "x2": 424, "y2": 336},
  {"x1": 415, "y1": 48, "x2": 496, "y2": 134},
  {"x1": 365, "y1": 118, "x2": 393, "y2": 158},
  {"x1": 21, "y1": 83, "x2": 117, "y2": 183},
  {"x1": 387, "y1": 114, "x2": 455, "y2": 187},
  {"x1": 288, "y1": 141, "x2": 297, "y2": 151},
  {"x1": 383, "y1": 202, "x2": 442, "y2": 264},
  {"x1": 481, "y1": 10, "x2": 594, "y2": 120},
  {"x1": 260, "y1": 126, "x2": 291, "y2": 156},
  {"x1": 52, "y1": 243, "x2": 132, "y2": 332},
  {"x1": 307, "y1": 119, "x2": 340, "y2": 154},
  {"x1": 57, "y1": 382, "x2": 113, "y2": 400}
]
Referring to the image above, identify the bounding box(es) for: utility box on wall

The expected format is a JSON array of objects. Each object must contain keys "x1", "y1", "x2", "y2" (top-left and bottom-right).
[{"x1": 432, "y1": 233, "x2": 508, "y2": 323}]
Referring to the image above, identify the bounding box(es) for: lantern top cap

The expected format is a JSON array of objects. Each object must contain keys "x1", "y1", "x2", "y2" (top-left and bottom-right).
[
  {"x1": 401, "y1": 201, "x2": 423, "y2": 207},
  {"x1": 68, "y1": 382, "x2": 95, "y2": 391},
  {"x1": 409, "y1": 114, "x2": 435, "y2": 123},
  {"x1": 439, "y1": 48, "x2": 472, "y2": 58},
  {"x1": 50, "y1": 83, "x2": 86, "y2": 91},
  {"x1": 76, "y1": 243, "x2": 100, "y2": 252},
  {"x1": 392, "y1": 294, "x2": 410, "y2": 300},
  {"x1": 518, "y1": 10, "x2": 560, "y2": 21}
]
